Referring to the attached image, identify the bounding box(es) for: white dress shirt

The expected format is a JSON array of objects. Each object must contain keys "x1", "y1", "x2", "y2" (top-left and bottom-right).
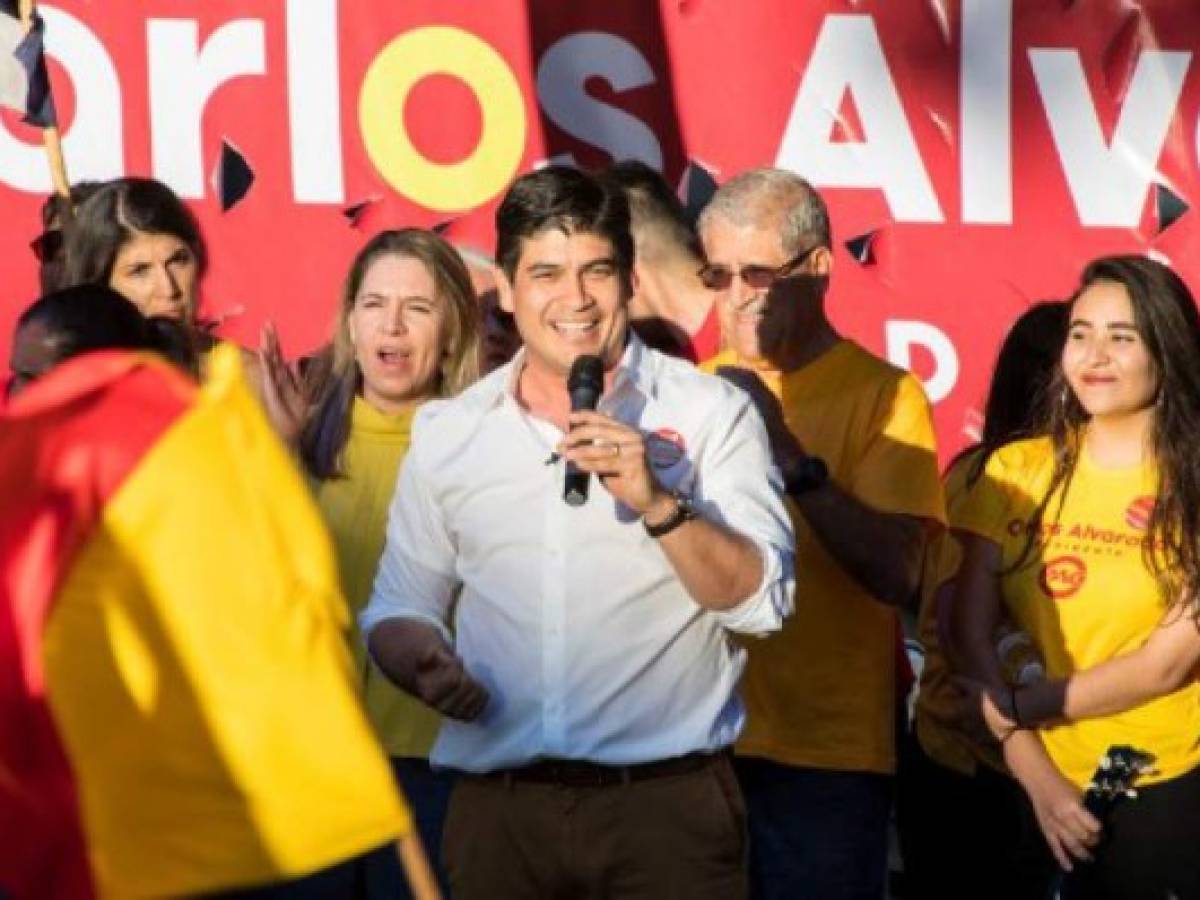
[{"x1": 361, "y1": 336, "x2": 795, "y2": 772}]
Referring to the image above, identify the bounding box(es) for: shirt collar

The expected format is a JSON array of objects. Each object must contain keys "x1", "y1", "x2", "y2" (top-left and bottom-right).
[
  {"x1": 603, "y1": 332, "x2": 655, "y2": 409},
  {"x1": 494, "y1": 332, "x2": 657, "y2": 414}
]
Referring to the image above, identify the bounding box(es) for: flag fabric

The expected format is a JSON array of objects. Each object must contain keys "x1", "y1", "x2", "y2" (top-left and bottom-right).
[
  {"x1": 0, "y1": 8, "x2": 57, "y2": 127},
  {"x1": 0, "y1": 346, "x2": 410, "y2": 899}
]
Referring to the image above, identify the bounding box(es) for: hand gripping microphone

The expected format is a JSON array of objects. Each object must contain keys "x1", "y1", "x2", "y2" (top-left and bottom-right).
[{"x1": 563, "y1": 354, "x2": 604, "y2": 507}]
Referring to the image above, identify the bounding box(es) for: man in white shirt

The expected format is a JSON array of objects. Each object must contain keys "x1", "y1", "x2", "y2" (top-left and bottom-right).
[{"x1": 361, "y1": 166, "x2": 794, "y2": 899}]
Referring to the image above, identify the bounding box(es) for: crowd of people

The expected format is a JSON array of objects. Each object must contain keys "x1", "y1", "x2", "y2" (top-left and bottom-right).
[{"x1": 3, "y1": 158, "x2": 1199, "y2": 900}]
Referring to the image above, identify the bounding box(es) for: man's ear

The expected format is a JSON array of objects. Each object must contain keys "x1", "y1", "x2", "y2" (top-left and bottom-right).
[
  {"x1": 811, "y1": 246, "x2": 834, "y2": 278},
  {"x1": 496, "y1": 267, "x2": 516, "y2": 315},
  {"x1": 625, "y1": 266, "x2": 640, "y2": 304}
]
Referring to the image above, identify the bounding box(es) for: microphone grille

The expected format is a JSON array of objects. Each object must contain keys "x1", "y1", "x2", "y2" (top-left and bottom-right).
[{"x1": 567, "y1": 354, "x2": 604, "y2": 391}]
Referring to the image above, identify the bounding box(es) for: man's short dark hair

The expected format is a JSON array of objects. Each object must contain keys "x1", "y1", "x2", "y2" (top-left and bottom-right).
[
  {"x1": 495, "y1": 166, "x2": 634, "y2": 282},
  {"x1": 601, "y1": 160, "x2": 702, "y2": 263}
]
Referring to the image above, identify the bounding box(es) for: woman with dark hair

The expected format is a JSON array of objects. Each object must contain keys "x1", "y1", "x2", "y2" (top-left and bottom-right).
[
  {"x1": 285, "y1": 227, "x2": 478, "y2": 897},
  {"x1": 898, "y1": 300, "x2": 1068, "y2": 899},
  {"x1": 952, "y1": 256, "x2": 1200, "y2": 898},
  {"x1": 61, "y1": 177, "x2": 206, "y2": 323},
  {"x1": 56, "y1": 176, "x2": 300, "y2": 428}
]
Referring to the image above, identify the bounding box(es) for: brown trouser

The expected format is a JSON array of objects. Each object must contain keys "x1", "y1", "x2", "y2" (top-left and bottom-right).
[{"x1": 441, "y1": 753, "x2": 747, "y2": 900}]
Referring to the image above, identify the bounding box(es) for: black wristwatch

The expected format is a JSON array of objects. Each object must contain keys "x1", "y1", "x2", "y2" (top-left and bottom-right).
[
  {"x1": 784, "y1": 455, "x2": 829, "y2": 496},
  {"x1": 643, "y1": 490, "x2": 697, "y2": 538}
]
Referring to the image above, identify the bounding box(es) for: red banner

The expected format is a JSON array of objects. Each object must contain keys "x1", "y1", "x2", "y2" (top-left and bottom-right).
[{"x1": 4, "y1": 1, "x2": 1200, "y2": 459}]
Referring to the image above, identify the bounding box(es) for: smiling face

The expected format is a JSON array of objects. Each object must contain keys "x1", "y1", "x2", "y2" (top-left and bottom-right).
[
  {"x1": 699, "y1": 213, "x2": 828, "y2": 369},
  {"x1": 108, "y1": 229, "x2": 199, "y2": 321},
  {"x1": 348, "y1": 253, "x2": 449, "y2": 414},
  {"x1": 500, "y1": 227, "x2": 630, "y2": 381},
  {"x1": 1063, "y1": 279, "x2": 1159, "y2": 422}
]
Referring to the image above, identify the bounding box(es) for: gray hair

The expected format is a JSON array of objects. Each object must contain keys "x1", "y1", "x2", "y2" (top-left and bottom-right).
[{"x1": 697, "y1": 167, "x2": 831, "y2": 255}]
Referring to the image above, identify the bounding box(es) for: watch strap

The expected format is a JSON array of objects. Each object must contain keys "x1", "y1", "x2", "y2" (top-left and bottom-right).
[{"x1": 643, "y1": 491, "x2": 696, "y2": 538}]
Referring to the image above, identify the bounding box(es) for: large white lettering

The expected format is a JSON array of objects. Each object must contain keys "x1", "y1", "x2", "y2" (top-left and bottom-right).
[
  {"x1": 961, "y1": 0, "x2": 1012, "y2": 224},
  {"x1": 1032, "y1": 47, "x2": 1189, "y2": 227},
  {"x1": 286, "y1": 0, "x2": 343, "y2": 203},
  {"x1": 0, "y1": 6, "x2": 123, "y2": 192},
  {"x1": 886, "y1": 319, "x2": 959, "y2": 404},
  {"x1": 537, "y1": 32, "x2": 663, "y2": 170},
  {"x1": 148, "y1": 18, "x2": 266, "y2": 199},
  {"x1": 776, "y1": 15, "x2": 943, "y2": 223}
]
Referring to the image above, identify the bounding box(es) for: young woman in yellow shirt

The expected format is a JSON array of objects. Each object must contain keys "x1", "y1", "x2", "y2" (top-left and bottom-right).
[{"x1": 954, "y1": 255, "x2": 1200, "y2": 899}]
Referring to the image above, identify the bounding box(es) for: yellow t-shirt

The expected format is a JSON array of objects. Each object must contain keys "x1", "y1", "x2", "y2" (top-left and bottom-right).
[
  {"x1": 914, "y1": 450, "x2": 1004, "y2": 774},
  {"x1": 315, "y1": 397, "x2": 441, "y2": 759},
  {"x1": 957, "y1": 435, "x2": 1200, "y2": 788},
  {"x1": 705, "y1": 342, "x2": 945, "y2": 774}
]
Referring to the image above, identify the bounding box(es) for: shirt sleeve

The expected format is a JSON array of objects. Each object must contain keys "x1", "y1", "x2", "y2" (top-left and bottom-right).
[
  {"x1": 850, "y1": 372, "x2": 946, "y2": 526},
  {"x1": 691, "y1": 390, "x2": 796, "y2": 637},
  {"x1": 954, "y1": 448, "x2": 1020, "y2": 545},
  {"x1": 359, "y1": 442, "x2": 460, "y2": 643}
]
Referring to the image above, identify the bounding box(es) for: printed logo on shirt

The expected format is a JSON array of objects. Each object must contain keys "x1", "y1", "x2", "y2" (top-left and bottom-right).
[
  {"x1": 646, "y1": 428, "x2": 686, "y2": 470},
  {"x1": 1124, "y1": 496, "x2": 1154, "y2": 532},
  {"x1": 1038, "y1": 555, "x2": 1087, "y2": 599},
  {"x1": 1006, "y1": 516, "x2": 1157, "y2": 558}
]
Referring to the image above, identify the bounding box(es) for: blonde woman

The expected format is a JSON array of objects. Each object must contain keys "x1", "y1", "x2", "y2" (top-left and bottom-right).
[{"x1": 291, "y1": 228, "x2": 479, "y2": 897}]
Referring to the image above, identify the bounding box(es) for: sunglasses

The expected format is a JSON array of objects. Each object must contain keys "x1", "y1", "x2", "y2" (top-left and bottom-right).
[
  {"x1": 30, "y1": 229, "x2": 64, "y2": 264},
  {"x1": 698, "y1": 244, "x2": 820, "y2": 291}
]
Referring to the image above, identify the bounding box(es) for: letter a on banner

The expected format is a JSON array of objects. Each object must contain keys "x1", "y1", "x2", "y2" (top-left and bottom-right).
[{"x1": 776, "y1": 15, "x2": 943, "y2": 223}]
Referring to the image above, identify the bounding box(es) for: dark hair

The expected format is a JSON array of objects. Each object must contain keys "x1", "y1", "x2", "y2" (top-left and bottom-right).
[
  {"x1": 495, "y1": 166, "x2": 634, "y2": 284},
  {"x1": 9, "y1": 285, "x2": 199, "y2": 396},
  {"x1": 982, "y1": 302, "x2": 1070, "y2": 446},
  {"x1": 40, "y1": 180, "x2": 106, "y2": 230},
  {"x1": 16, "y1": 284, "x2": 149, "y2": 357},
  {"x1": 1017, "y1": 256, "x2": 1200, "y2": 616},
  {"x1": 951, "y1": 301, "x2": 1069, "y2": 481},
  {"x1": 601, "y1": 159, "x2": 701, "y2": 262},
  {"x1": 35, "y1": 180, "x2": 108, "y2": 293},
  {"x1": 299, "y1": 229, "x2": 481, "y2": 480},
  {"x1": 61, "y1": 177, "x2": 207, "y2": 290}
]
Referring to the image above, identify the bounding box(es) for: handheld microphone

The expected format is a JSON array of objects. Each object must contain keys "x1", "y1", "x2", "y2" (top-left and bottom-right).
[{"x1": 564, "y1": 354, "x2": 604, "y2": 507}]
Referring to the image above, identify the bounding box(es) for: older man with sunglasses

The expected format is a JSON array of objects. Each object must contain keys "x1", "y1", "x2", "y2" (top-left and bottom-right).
[{"x1": 698, "y1": 168, "x2": 945, "y2": 900}]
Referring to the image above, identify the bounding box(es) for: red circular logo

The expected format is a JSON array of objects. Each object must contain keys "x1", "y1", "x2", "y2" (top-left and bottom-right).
[
  {"x1": 646, "y1": 428, "x2": 686, "y2": 470},
  {"x1": 1125, "y1": 496, "x2": 1155, "y2": 531},
  {"x1": 1038, "y1": 555, "x2": 1087, "y2": 599}
]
